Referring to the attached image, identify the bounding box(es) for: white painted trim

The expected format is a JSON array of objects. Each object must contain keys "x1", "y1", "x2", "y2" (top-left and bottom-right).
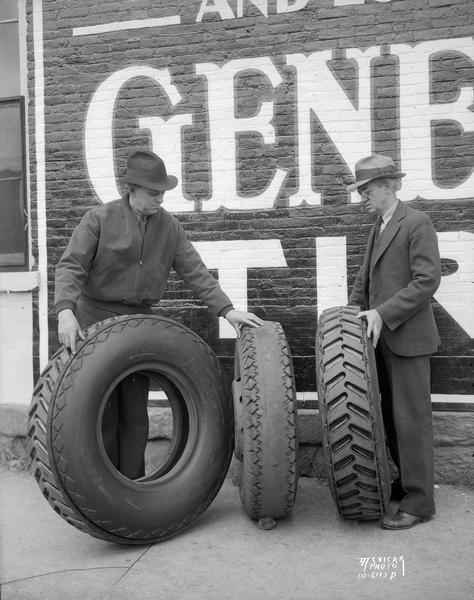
[
  {"x1": 149, "y1": 391, "x2": 474, "y2": 405},
  {"x1": 297, "y1": 392, "x2": 318, "y2": 402},
  {"x1": 295, "y1": 393, "x2": 474, "y2": 405},
  {"x1": 0, "y1": 271, "x2": 39, "y2": 292},
  {"x1": 18, "y1": 0, "x2": 34, "y2": 270},
  {"x1": 334, "y1": 0, "x2": 365, "y2": 5},
  {"x1": 72, "y1": 16, "x2": 181, "y2": 37},
  {"x1": 32, "y1": 0, "x2": 48, "y2": 369},
  {"x1": 431, "y1": 394, "x2": 474, "y2": 404},
  {"x1": 17, "y1": 0, "x2": 27, "y2": 97}
]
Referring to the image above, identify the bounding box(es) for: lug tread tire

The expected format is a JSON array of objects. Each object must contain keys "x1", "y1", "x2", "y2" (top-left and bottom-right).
[{"x1": 316, "y1": 306, "x2": 390, "y2": 520}]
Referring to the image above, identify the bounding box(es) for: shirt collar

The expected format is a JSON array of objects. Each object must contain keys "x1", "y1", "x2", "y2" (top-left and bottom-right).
[
  {"x1": 124, "y1": 192, "x2": 147, "y2": 222},
  {"x1": 382, "y1": 200, "x2": 398, "y2": 224}
]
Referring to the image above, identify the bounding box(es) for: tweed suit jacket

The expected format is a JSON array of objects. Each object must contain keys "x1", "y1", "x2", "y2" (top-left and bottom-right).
[{"x1": 348, "y1": 200, "x2": 441, "y2": 357}]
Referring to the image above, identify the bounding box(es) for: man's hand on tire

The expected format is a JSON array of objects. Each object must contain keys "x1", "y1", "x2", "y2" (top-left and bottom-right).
[
  {"x1": 224, "y1": 309, "x2": 264, "y2": 338},
  {"x1": 58, "y1": 309, "x2": 85, "y2": 354},
  {"x1": 357, "y1": 309, "x2": 383, "y2": 348}
]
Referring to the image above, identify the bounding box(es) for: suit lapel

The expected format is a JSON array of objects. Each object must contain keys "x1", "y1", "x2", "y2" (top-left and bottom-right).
[
  {"x1": 360, "y1": 223, "x2": 378, "y2": 295},
  {"x1": 370, "y1": 201, "x2": 406, "y2": 274}
]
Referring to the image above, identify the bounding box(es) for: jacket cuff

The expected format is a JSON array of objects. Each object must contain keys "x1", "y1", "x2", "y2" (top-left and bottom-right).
[
  {"x1": 55, "y1": 300, "x2": 76, "y2": 315},
  {"x1": 218, "y1": 305, "x2": 234, "y2": 318},
  {"x1": 376, "y1": 305, "x2": 398, "y2": 331}
]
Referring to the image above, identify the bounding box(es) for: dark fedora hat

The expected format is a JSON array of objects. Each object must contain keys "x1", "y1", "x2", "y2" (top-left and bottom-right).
[
  {"x1": 347, "y1": 154, "x2": 405, "y2": 192},
  {"x1": 124, "y1": 149, "x2": 178, "y2": 191}
]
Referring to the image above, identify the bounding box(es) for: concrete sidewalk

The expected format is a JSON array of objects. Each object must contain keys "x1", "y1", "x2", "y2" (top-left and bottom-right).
[{"x1": 1, "y1": 468, "x2": 473, "y2": 600}]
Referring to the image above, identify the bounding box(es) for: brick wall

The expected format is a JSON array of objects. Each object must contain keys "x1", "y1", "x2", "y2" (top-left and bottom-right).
[{"x1": 27, "y1": 0, "x2": 474, "y2": 400}]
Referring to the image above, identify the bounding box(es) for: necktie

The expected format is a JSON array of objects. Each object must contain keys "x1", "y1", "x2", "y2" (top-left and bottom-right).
[
  {"x1": 369, "y1": 219, "x2": 382, "y2": 273},
  {"x1": 374, "y1": 217, "x2": 383, "y2": 238},
  {"x1": 137, "y1": 216, "x2": 146, "y2": 237}
]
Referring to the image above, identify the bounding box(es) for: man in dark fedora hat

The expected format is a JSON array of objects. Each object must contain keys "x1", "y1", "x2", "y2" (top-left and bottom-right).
[
  {"x1": 55, "y1": 148, "x2": 263, "y2": 480},
  {"x1": 347, "y1": 154, "x2": 441, "y2": 529}
]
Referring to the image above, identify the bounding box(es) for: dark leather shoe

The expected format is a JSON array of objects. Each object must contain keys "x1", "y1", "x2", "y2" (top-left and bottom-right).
[{"x1": 381, "y1": 511, "x2": 428, "y2": 530}]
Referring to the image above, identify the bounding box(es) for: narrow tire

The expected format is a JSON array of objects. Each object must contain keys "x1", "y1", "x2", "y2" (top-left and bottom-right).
[{"x1": 233, "y1": 322, "x2": 298, "y2": 521}]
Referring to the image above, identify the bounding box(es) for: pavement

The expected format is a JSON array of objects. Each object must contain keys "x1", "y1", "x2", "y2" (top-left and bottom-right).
[{"x1": 1, "y1": 468, "x2": 473, "y2": 600}]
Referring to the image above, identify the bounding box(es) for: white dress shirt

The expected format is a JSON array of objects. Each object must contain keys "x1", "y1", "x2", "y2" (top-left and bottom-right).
[{"x1": 379, "y1": 201, "x2": 398, "y2": 235}]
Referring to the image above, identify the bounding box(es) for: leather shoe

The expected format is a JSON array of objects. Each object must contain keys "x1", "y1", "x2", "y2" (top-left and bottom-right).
[{"x1": 381, "y1": 511, "x2": 428, "y2": 530}]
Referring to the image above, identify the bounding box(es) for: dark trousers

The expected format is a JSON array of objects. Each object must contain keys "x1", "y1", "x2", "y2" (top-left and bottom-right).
[
  {"x1": 375, "y1": 335, "x2": 435, "y2": 517},
  {"x1": 75, "y1": 296, "x2": 153, "y2": 480},
  {"x1": 101, "y1": 373, "x2": 149, "y2": 479}
]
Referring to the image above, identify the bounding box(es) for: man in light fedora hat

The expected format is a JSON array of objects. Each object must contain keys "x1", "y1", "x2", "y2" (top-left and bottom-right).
[
  {"x1": 55, "y1": 148, "x2": 263, "y2": 480},
  {"x1": 347, "y1": 154, "x2": 441, "y2": 530}
]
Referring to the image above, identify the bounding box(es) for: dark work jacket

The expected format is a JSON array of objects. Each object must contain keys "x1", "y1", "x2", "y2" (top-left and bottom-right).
[
  {"x1": 348, "y1": 201, "x2": 441, "y2": 357},
  {"x1": 54, "y1": 195, "x2": 233, "y2": 316}
]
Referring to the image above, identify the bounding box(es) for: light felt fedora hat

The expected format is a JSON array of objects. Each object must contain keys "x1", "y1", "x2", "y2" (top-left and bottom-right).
[
  {"x1": 347, "y1": 154, "x2": 405, "y2": 192},
  {"x1": 124, "y1": 149, "x2": 178, "y2": 191}
]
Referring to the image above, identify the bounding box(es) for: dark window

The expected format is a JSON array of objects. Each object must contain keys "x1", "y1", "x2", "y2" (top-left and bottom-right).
[
  {"x1": 0, "y1": 98, "x2": 27, "y2": 268},
  {"x1": 0, "y1": 0, "x2": 18, "y2": 19},
  {"x1": 1, "y1": 2, "x2": 27, "y2": 270},
  {"x1": 0, "y1": 20, "x2": 20, "y2": 98}
]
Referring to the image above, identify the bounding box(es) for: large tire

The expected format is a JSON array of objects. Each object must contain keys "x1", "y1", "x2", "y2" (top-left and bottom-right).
[
  {"x1": 27, "y1": 315, "x2": 233, "y2": 544},
  {"x1": 232, "y1": 322, "x2": 298, "y2": 521},
  {"x1": 315, "y1": 306, "x2": 391, "y2": 520},
  {"x1": 232, "y1": 352, "x2": 244, "y2": 462}
]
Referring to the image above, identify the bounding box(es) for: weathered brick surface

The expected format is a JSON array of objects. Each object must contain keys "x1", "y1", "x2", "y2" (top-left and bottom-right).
[
  {"x1": 3, "y1": 401, "x2": 472, "y2": 485},
  {"x1": 25, "y1": 0, "x2": 473, "y2": 400}
]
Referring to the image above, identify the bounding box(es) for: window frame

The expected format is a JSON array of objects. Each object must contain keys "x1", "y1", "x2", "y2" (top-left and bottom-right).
[{"x1": 0, "y1": 94, "x2": 29, "y2": 271}]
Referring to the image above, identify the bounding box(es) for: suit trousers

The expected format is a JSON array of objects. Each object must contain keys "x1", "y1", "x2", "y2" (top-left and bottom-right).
[
  {"x1": 375, "y1": 334, "x2": 436, "y2": 517},
  {"x1": 75, "y1": 295, "x2": 153, "y2": 480}
]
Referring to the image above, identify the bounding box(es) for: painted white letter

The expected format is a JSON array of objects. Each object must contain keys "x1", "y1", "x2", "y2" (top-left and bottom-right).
[
  {"x1": 84, "y1": 66, "x2": 182, "y2": 204},
  {"x1": 316, "y1": 236, "x2": 348, "y2": 317},
  {"x1": 193, "y1": 239, "x2": 288, "y2": 337},
  {"x1": 196, "y1": 57, "x2": 286, "y2": 210},
  {"x1": 277, "y1": 0, "x2": 308, "y2": 13},
  {"x1": 286, "y1": 46, "x2": 380, "y2": 206},
  {"x1": 139, "y1": 115, "x2": 194, "y2": 212},
  {"x1": 196, "y1": 0, "x2": 235, "y2": 22},
  {"x1": 334, "y1": 1, "x2": 391, "y2": 5},
  {"x1": 392, "y1": 38, "x2": 474, "y2": 201},
  {"x1": 436, "y1": 231, "x2": 474, "y2": 337},
  {"x1": 237, "y1": 0, "x2": 268, "y2": 18}
]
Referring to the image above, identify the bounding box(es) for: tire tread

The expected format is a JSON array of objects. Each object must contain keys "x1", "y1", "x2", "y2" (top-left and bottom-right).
[
  {"x1": 316, "y1": 306, "x2": 390, "y2": 520},
  {"x1": 28, "y1": 315, "x2": 232, "y2": 543}
]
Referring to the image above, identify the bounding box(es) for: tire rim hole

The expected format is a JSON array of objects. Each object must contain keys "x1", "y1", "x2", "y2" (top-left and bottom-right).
[{"x1": 100, "y1": 369, "x2": 189, "y2": 483}]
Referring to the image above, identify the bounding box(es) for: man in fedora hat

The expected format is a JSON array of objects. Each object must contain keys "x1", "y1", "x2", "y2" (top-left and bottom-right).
[
  {"x1": 347, "y1": 154, "x2": 441, "y2": 530},
  {"x1": 55, "y1": 148, "x2": 263, "y2": 480}
]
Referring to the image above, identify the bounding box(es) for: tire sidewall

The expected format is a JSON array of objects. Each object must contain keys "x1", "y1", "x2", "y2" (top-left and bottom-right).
[{"x1": 50, "y1": 317, "x2": 232, "y2": 534}]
